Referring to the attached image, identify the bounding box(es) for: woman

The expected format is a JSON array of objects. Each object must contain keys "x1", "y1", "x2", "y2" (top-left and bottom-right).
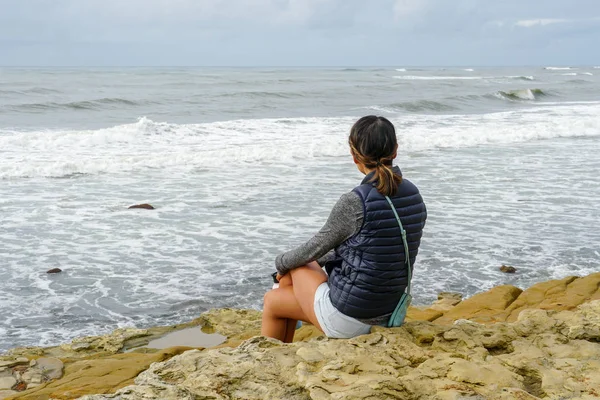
[{"x1": 262, "y1": 116, "x2": 427, "y2": 342}]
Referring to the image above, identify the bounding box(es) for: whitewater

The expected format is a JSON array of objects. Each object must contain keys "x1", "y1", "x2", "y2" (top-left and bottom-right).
[{"x1": 1, "y1": 66, "x2": 599, "y2": 352}]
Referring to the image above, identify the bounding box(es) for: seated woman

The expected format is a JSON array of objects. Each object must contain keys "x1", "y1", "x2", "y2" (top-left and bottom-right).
[{"x1": 262, "y1": 116, "x2": 427, "y2": 342}]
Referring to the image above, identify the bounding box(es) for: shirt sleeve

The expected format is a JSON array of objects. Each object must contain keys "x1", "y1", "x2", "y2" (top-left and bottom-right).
[{"x1": 275, "y1": 191, "x2": 363, "y2": 275}]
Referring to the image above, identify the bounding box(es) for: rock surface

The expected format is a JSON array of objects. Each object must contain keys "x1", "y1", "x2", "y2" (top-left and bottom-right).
[
  {"x1": 3, "y1": 272, "x2": 600, "y2": 400},
  {"x1": 80, "y1": 301, "x2": 600, "y2": 400},
  {"x1": 46, "y1": 268, "x2": 62, "y2": 274},
  {"x1": 499, "y1": 265, "x2": 517, "y2": 273}
]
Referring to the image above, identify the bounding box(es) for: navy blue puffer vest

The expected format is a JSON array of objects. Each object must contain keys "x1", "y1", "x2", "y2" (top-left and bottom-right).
[{"x1": 327, "y1": 168, "x2": 427, "y2": 320}]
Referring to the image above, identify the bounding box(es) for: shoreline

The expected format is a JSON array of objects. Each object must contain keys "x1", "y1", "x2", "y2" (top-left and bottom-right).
[{"x1": 0, "y1": 271, "x2": 599, "y2": 399}]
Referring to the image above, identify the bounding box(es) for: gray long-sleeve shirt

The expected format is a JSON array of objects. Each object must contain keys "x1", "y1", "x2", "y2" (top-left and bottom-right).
[{"x1": 275, "y1": 191, "x2": 364, "y2": 275}]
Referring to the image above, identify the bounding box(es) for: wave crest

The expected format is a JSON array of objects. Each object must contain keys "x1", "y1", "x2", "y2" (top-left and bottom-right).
[
  {"x1": 2, "y1": 106, "x2": 600, "y2": 179},
  {"x1": 495, "y1": 88, "x2": 548, "y2": 101},
  {"x1": 7, "y1": 98, "x2": 144, "y2": 112}
]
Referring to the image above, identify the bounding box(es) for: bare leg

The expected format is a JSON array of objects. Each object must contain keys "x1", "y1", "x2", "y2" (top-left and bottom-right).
[
  {"x1": 261, "y1": 262, "x2": 328, "y2": 342},
  {"x1": 284, "y1": 319, "x2": 297, "y2": 343},
  {"x1": 288, "y1": 262, "x2": 328, "y2": 326},
  {"x1": 278, "y1": 273, "x2": 298, "y2": 343},
  {"x1": 261, "y1": 286, "x2": 310, "y2": 342}
]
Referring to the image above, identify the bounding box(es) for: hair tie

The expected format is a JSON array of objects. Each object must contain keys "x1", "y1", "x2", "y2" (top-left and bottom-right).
[{"x1": 376, "y1": 160, "x2": 382, "y2": 167}]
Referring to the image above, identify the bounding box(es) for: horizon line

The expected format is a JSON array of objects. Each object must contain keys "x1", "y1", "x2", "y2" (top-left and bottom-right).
[{"x1": 0, "y1": 64, "x2": 595, "y2": 68}]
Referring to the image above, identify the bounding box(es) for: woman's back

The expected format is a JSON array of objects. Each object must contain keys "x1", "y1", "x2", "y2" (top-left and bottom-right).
[{"x1": 328, "y1": 170, "x2": 427, "y2": 320}]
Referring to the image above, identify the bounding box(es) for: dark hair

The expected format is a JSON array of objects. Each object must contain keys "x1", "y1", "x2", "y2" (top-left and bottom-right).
[{"x1": 349, "y1": 115, "x2": 402, "y2": 196}]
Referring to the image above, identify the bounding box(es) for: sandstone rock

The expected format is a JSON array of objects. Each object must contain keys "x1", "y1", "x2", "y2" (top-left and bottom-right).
[
  {"x1": 437, "y1": 292, "x2": 463, "y2": 303},
  {"x1": 79, "y1": 300, "x2": 600, "y2": 400},
  {"x1": 9, "y1": 347, "x2": 189, "y2": 400},
  {"x1": 60, "y1": 328, "x2": 150, "y2": 356},
  {"x1": 127, "y1": 204, "x2": 155, "y2": 210},
  {"x1": 20, "y1": 357, "x2": 64, "y2": 386},
  {"x1": 0, "y1": 390, "x2": 18, "y2": 400},
  {"x1": 5, "y1": 274, "x2": 600, "y2": 400},
  {"x1": 0, "y1": 378, "x2": 17, "y2": 391},
  {"x1": 503, "y1": 273, "x2": 600, "y2": 322},
  {"x1": 434, "y1": 285, "x2": 523, "y2": 325},
  {"x1": 430, "y1": 299, "x2": 462, "y2": 313},
  {"x1": 500, "y1": 265, "x2": 517, "y2": 273},
  {"x1": 47, "y1": 268, "x2": 62, "y2": 274},
  {"x1": 406, "y1": 307, "x2": 444, "y2": 322},
  {"x1": 0, "y1": 359, "x2": 27, "y2": 369}
]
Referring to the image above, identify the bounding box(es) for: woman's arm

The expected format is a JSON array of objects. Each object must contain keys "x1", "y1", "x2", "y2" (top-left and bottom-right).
[{"x1": 275, "y1": 191, "x2": 363, "y2": 275}]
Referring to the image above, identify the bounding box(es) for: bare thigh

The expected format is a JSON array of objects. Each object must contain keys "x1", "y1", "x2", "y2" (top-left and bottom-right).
[{"x1": 288, "y1": 262, "x2": 328, "y2": 327}]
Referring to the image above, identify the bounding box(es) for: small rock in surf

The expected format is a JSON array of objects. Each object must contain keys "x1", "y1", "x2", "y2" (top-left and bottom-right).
[
  {"x1": 128, "y1": 204, "x2": 155, "y2": 210},
  {"x1": 499, "y1": 265, "x2": 517, "y2": 274}
]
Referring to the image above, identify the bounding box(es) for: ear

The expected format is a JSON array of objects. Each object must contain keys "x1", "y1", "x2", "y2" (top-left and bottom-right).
[{"x1": 351, "y1": 150, "x2": 359, "y2": 165}]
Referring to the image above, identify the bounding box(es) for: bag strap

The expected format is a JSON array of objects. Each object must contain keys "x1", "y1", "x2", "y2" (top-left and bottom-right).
[{"x1": 384, "y1": 196, "x2": 412, "y2": 296}]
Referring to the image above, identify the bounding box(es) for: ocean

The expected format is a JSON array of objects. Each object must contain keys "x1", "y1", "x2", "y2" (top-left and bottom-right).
[{"x1": 1, "y1": 66, "x2": 599, "y2": 352}]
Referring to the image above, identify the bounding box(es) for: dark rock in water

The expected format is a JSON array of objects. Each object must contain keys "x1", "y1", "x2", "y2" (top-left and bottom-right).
[
  {"x1": 47, "y1": 268, "x2": 62, "y2": 274},
  {"x1": 500, "y1": 265, "x2": 517, "y2": 274},
  {"x1": 128, "y1": 204, "x2": 155, "y2": 210}
]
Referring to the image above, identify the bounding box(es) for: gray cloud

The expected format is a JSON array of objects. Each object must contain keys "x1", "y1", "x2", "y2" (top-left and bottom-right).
[{"x1": 0, "y1": 0, "x2": 598, "y2": 65}]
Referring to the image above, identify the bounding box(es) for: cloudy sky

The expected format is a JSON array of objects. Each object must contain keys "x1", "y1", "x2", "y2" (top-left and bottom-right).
[{"x1": 1, "y1": 0, "x2": 599, "y2": 66}]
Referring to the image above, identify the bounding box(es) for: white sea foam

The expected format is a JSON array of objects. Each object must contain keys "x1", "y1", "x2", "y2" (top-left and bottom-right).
[
  {"x1": 463, "y1": 68, "x2": 475, "y2": 72},
  {"x1": 544, "y1": 66, "x2": 573, "y2": 70},
  {"x1": 361, "y1": 105, "x2": 398, "y2": 113},
  {"x1": 394, "y1": 75, "x2": 534, "y2": 81},
  {"x1": 395, "y1": 68, "x2": 407, "y2": 72},
  {"x1": 507, "y1": 75, "x2": 535, "y2": 81},
  {"x1": 394, "y1": 75, "x2": 484, "y2": 80},
  {"x1": 2, "y1": 104, "x2": 600, "y2": 179},
  {"x1": 562, "y1": 72, "x2": 578, "y2": 76}
]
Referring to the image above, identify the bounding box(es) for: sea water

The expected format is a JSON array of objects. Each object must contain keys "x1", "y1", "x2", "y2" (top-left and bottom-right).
[{"x1": 1, "y1": 66, "x2": 599, "y2": 352}]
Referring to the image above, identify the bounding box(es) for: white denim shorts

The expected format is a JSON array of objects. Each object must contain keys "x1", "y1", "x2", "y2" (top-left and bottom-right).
[{"x1": 313, "y1": 282, "x2": 372, "y2": 339}]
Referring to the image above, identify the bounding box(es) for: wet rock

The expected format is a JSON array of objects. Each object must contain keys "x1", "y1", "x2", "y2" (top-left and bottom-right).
[
  {"x1": 26, "y1": 357, "x2": 64, "y2": 381},
  {"x1": 16, "y1": 348, "x2": 189, "y2": 399},
  {"x1": 47, "y1": 268, "x2": 62, "y2": 274},
  {"x1": 500, "y1": 265, "x2": 517, "y2": 273},
  {"x1": 128, "y1": 204, "x2": 155, "y2": 210}
]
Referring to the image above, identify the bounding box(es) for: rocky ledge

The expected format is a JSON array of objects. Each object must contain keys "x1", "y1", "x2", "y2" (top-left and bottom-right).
[{"x1": 1, "y1": 272, "x2": 599, "y2": 400}]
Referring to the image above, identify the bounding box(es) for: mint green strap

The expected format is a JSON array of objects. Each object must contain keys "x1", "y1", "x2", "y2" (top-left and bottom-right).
[{"x1": 384, "y1": 196, "x2": 412, "y2": 296}]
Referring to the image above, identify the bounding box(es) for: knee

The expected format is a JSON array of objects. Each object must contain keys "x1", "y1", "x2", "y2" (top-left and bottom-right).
[
  {"x1": 278, "y1": 273, "x2": 292, "y2": 287},
  {"x1": 263, "y1": 290, "x2": 276, "y2": 311}
]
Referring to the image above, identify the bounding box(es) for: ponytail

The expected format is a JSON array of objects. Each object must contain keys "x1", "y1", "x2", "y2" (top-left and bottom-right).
[{"x1": 374, "y1": 161, "x2": 403, "y2": 197}]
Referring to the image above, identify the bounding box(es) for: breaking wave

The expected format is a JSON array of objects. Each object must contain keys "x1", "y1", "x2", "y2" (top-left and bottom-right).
[
  {"x1": 3, "y1": 105, "x2": 600, "y2": 179},
  {"x1": 494, "y1": 88, "x2": 548, "y2": 101}
]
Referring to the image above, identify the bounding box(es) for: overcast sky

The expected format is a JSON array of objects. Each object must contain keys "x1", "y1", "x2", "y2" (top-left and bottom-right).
[{"x1": 1, "y1": 0, "x2": 599, "y2": 66}]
